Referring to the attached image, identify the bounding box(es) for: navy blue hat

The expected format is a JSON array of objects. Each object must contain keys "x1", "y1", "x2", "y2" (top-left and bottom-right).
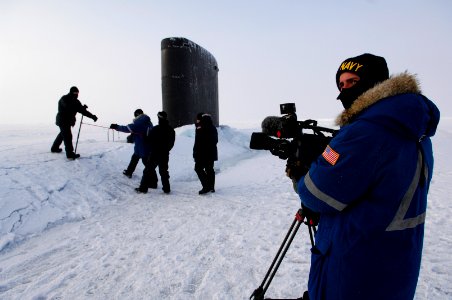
[{"x1": 69, "y1": 86, "x2": 79, "y2": 94}]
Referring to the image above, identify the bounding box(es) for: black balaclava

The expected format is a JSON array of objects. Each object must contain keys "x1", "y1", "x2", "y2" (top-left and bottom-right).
[
  {"x1": 69, "y1": 86, "x2": 79, "y2": 99},
  {"x1": 336, "y1": 53, "x2": 389, "y2": 109},
  {"x1": 134, "y1": 109, "x2": 143, "y2": 117},
  {"x1": 69, "y1": 86, "x2": 79, "y2": 94}
]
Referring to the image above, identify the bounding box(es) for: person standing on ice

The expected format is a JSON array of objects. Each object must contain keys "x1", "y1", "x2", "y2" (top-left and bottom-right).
[
  {"x1": 110, "y1": 109, "x2": 153, "y2": 179},
  {"x1": 286, "y1": 53, "x2": 440, "y2": 299},
  {"x1": 193, "y1": 113, "x2": 218, "y2": 195},
  {"x1": 135, "y1": 111, "x2": 175, "y2": 194},
  {"x1": 51, "y1": 86, "x2": 98, "y2": 160}
]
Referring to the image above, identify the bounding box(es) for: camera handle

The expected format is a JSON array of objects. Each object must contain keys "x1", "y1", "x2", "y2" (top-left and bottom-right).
[{"x1": 250, "y1": 208, "x2": 317, "y2": 300}]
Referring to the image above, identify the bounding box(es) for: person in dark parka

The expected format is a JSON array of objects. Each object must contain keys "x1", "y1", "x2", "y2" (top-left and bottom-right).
[
  {"x1": 109, "y1": 109, "x2": 153, "y2": 178},
  {"x1": 136, "y1": 111, "x2": 175, "y2": 194},
  {"x1": 51, "y1": 86, "x2": 98, "y2": 159},
  {"x1": 193, "y1": 113, "x2": 218, "y2": 194}
]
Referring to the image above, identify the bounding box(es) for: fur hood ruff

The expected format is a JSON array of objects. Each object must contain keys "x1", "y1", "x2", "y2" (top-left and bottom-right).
[{"x1": 335, "y1": 72, "x2": 421, "y2": 127}]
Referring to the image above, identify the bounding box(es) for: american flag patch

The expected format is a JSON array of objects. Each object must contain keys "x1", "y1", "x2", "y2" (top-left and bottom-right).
[{"x1": 322, "y1": 145, "x2": 340, "y2": 166}]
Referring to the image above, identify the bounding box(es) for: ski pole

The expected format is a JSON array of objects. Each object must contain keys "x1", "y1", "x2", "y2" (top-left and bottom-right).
[
  {"x1": 74, "y1": 115, "x2": 84, "y2": 155},
  {"x1": 250, "y1": 209, "x2": 305, "y2": 300}
]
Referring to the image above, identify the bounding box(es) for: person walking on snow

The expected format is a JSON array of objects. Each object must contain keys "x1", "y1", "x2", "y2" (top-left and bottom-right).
[
  {"x1": 136, "y1": 111, "x2": 175, "y2": 194},
  {"x1": 110, "y1": 109, "x2": 153, "y2": 178},
  {"x1": 51, "y1": 86, "x2": 98, "y2": 160}
]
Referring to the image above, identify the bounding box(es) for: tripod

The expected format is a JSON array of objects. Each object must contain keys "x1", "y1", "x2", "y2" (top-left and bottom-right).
[{"x1": 250, "y1": 208, "x2": 318, "y2": 300}]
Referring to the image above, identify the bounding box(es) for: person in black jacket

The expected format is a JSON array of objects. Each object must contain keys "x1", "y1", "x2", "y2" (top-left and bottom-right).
[
  {"x1": 136, "y1": 111, "x2": 175, "y2": 194},
  {"x1": 51, "y1": 86, "x2": 98, "y2": 159},
  {"x1": 193, "y1": 113, "x2": 218, "y2": 195}
]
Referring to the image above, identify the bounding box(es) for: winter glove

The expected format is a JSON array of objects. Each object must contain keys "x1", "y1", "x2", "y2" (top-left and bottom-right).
[
  {"x1": 285, "y1": 159, "x2": 309, "y2": 182},
  {"x1": 110, "y1": 123, "x2": 118, "y2": 130},
  {"x1": 92, "y1": 115, "x2": 98, "y2": 122},
  {"x1": 286, "y1": 159, "x2": 310, "y2": 194}
]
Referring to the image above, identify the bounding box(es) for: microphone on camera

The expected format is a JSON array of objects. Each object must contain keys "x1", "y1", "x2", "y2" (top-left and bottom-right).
[
  {"x1": 262, "y1": 114, "x2": 298, "y2": 138},
  {"x1": 261, "y1": 116, "x2": 283, "y2": 137}
]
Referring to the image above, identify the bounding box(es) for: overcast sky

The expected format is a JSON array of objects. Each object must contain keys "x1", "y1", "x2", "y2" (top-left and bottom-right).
[{"x1": 1, "y1": 0, "x2": 451, "y2": 126}]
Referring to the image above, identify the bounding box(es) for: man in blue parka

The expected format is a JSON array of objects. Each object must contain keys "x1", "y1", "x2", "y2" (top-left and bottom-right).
[
  {"x1": 290, "y1": 54, "x2": 440, "y2": 300},
  {"x1": 110, "y1": 109, "x2": 153, "y2": 179}
]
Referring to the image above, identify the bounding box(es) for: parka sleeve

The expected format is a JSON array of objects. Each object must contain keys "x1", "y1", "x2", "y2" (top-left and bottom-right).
[
  {"x1": 76, "y1": 100, "x2": 96, "y2": 120},
  {"x1": 298, "y1": 121, "x2": 382, "y2": 214},
  {"x1": 116, "y1": 124, "x2": 132, "y2": 134}
]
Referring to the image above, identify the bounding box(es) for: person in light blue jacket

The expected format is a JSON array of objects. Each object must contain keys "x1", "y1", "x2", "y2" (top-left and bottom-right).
[
  {"x1": 292, "y1": 54, "x2": 440, "y2": 300},
  {"x1": 110, "y1": 109, "x2": 153, "y2": 179}
]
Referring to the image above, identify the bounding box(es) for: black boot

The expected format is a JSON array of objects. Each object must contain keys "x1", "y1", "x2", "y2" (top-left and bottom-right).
[
  {"x1": 51, "y1": 148, "x2": 62, "y2": 153},
  {"x1": 199, "y1": 188, "x2": 211, "y2": 195},
  {"x1": 67, "y1": 152, "x2": 80, "y2": 160},
  {"x1": 135, "y1": 187, "x2": 148, "y2": 194},
  {"x1": 123, "y1": 170, "x2": 132, "y2": 178}
]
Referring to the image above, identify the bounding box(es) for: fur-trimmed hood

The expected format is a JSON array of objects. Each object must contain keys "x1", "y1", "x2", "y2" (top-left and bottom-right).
[
  {"x1": 334, "y1": 72, "x2": 439, "y2": 141},
  {"x1": 335, "y1": 72, "x2": 421, "y2": 126}
]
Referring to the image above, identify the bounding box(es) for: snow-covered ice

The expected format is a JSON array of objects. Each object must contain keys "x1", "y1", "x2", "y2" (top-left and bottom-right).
[{"x1": 0, "y1": 119, "x2": 451, "y2": 299}]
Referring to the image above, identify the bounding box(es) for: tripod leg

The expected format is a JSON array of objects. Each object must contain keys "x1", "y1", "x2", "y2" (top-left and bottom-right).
[
  {"x1": 307, "y1": 224, "x2": 315, "y2": 247},
  {"x1": 263, "y1": 220, "x2": 303, "y2": 295},
  {"x1": 251, "y1": 209, "x2": 305, "y2": 300}
]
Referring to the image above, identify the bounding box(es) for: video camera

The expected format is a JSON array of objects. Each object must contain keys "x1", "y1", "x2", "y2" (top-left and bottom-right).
[{"x1": 250, "y1": 103, "x2": 338, "y2": 174}]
